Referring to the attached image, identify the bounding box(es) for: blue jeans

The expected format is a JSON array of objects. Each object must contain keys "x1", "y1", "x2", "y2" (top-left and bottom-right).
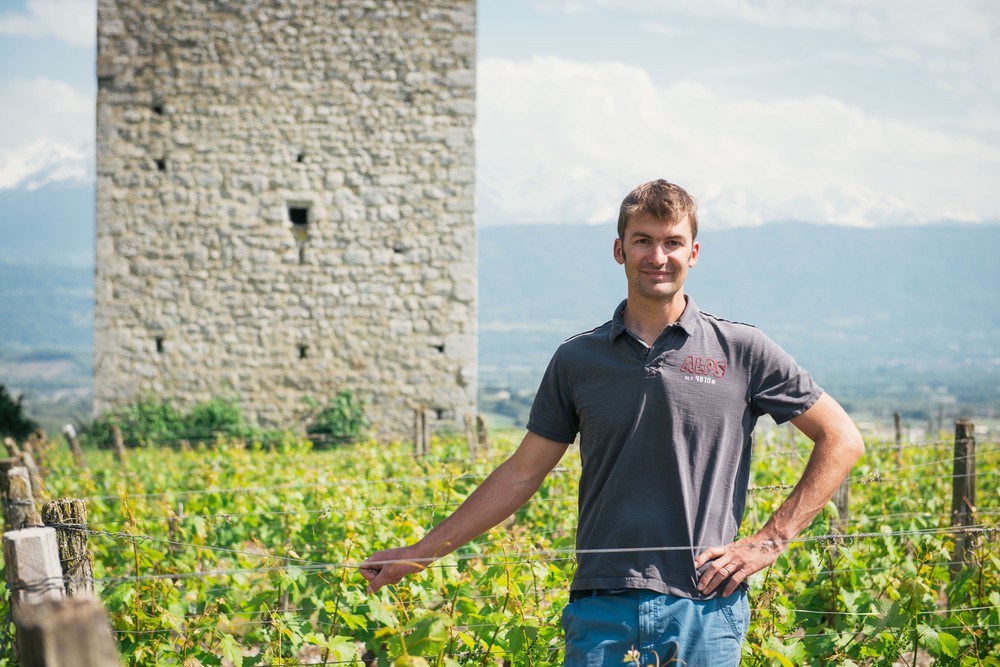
[{"x1": 561, "y1": 589, "x2": 750, "y2": 667}]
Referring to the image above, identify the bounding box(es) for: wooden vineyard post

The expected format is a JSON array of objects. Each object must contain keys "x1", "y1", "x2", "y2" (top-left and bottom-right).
[
  {"x1": 950, "y1": 419, "x2": 977, "y2": 577},
  {"x1": 476, "y1": 415, "x2": 490, "y2": 459},
  {"x1": 6, "y1": 439, "x2": 48, "y2": 502},
  {"x1": 414, "y1": 408, "x2": 430, "y2": 458},
  {"x1": 827, "y1": 476, "x2": 850, "y2": 560},
  {"x1": 1, "y1": 457, "x2": 19, "y2": 528},
  {"x1": 25, "y1": 432, "x2": 48, "y2": 476},
  {"x1": 414, "y1": 408, "x2": 422, "y2": 458},
  {"x1": 465, "y1": 414, "x2": 477, "y2": 459},
  {"x1": 893, "y1": 410, "x2": 902, "y2": 468},
  {"x1": 832, "y1": 477, "x2": 850, "y2": 534},
  {"x1": 2, "y1": 464, "x2": 43, "y2": 531},
  {"x1": 42, "y1": 498, "x2": 95, "y2": 596},
  {"x1": 62, "y1": 425, "x2": 87, "y2": 469},
  {"x1": 20, "y1": 447, "x2": 47, "y2": 502},
  {"x1": 3, "y1": 526, "x2": 65, "y2": 611},
  {"x1": 14, "y1": 597, "x2": 121, "y2": 667},
  {"x1": 111, "y1": 424, "x2": 127, "y2": 463}
]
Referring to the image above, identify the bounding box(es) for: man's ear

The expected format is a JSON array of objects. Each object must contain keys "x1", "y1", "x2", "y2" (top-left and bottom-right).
[
  {"x1": 613, "y1": 238, "x2": 625, "y2": 265},
  {"x1": 689, "y1": 241, "x2": 700, "y2": 267}
]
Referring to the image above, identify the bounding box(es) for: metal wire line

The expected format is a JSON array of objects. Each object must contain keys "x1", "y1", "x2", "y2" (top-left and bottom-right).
[
  {"x1": 77, "y1": 471, "x2": 488, "y2": 503},
  {"x1": 64, "y1": 454, "x2": 1000, "y2": 529},
  {"x1": 75, "y1": 497, "x2": 1000, "y2": 535},
  {"x1": 69, "y1": 440, "x2": 999, "y2": 504},
  {"x1": 785, "y1": 605, "x2": 1000, "y2": 618},
  {"x1": 81, "y1": 494, "x2": 580, "y2": 529},
  {"x1": 70, "y1": 522, "x2": 998, "y2": 589},
  {"x1": 789, "y1": 622, "x2": 1000, "y2": 641},
  {"x1": 92, "y1": 566, "x2": 997, "y2": 627}
]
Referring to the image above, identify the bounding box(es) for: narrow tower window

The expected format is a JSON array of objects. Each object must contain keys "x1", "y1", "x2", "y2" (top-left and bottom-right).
[
  {"x1": 289, "y1": 205, "x2": 310, "y2": 265},
  {"x1": 297, "y1": 344, "x2": 309, "y2": 359},
  {"x1": 155, "y1": 336, "x2": 165, "y2": 353},
  {"x1": 289, "y1": 207, "x2": 309, "y2": 226},
  {"x1": 155, "y1": 158, "x2": 166, "y2": 172}
]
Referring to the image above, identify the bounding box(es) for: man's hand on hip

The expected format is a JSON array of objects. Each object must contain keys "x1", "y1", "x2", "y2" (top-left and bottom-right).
[{"x1": 694, "y1": 534, "x2": 785, "y2": 597}]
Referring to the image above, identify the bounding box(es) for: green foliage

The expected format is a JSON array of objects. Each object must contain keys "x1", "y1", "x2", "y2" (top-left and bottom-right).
[
  {"x1": 304, "y1": 390, "x2": 370, "y2": 446},
  {"x1": 0, "y1": 428, "x2": 995, "y2": 666},
  {"x1": 0, "y1": 382, "x2": 39, "y2": 439},
  {"x1": 183, "y1": 397, "x2": 253, "y2": 439},
  {"x1": 81, "y1": 395, "x2": 252, "y2": 447}
]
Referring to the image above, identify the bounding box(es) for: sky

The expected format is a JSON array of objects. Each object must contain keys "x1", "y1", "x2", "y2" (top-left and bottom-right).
[{"x1": 1, "y1": 0, "x2": 999, "y2": 233}]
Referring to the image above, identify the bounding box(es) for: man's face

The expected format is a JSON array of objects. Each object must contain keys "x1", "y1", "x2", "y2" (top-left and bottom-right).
[{"x1": 613, "y1": 212, "x2": 700, "y2": 304}]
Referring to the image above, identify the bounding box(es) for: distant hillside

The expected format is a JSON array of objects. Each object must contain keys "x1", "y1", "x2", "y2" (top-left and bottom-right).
[
  {"x1": 478, "y1": 222, "x2": 1000, "y2": 413},
  {"x1": 0, "y1": 182, "x2": 95, "y2": 268},
  {"x1": 1, "y1": 221, "x2": 998, "y2": 422},
  {"x1": 0, "y1": 263, "x2": 93, "y2": 351}
]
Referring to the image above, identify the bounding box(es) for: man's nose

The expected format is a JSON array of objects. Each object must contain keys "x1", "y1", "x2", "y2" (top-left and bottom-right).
[{"x1": 650, "y1": 243, "x2": 670, "y2": 263}]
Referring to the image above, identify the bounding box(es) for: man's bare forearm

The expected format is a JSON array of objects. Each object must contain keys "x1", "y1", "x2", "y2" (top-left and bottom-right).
[
  {"x1": 409, "y1": 454, "x2": 552, "y2": 560},
  {"x1": 758, "y1": 414, "x2": 864, "y2": 544},
  {"x1": 695, "y1": 393, "x2": 864, "y2": 596},
  {"x1": 359, "y1": 432, "x2": 568, "y2": 592}
]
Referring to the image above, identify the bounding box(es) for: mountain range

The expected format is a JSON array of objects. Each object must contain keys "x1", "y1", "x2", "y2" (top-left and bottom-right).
[
  {"x1": 478, "y1": 221, "x2": 1000, "y2": 414},
  {"x1": 1, "y1": 181, "x2": 999, "y2": 422}
]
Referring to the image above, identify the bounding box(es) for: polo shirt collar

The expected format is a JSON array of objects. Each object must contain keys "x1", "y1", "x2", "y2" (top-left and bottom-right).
[{"x1": 609, "y1": 296, "x2": 701, "y2": 342}]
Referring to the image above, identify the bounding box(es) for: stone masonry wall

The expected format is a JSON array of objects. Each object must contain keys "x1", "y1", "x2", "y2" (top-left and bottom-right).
[{"x1": 94, "y1": 0, "x2": 477, "y2": 440}]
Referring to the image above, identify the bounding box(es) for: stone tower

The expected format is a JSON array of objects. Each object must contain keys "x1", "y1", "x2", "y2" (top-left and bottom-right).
[{"x1": 93, "y1": 1, "x2": 477, "y2": 439}]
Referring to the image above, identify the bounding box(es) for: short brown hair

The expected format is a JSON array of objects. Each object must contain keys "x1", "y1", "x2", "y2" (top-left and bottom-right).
[{"x1": 617, "y1": 179, "x2": 698, "y2": 241}]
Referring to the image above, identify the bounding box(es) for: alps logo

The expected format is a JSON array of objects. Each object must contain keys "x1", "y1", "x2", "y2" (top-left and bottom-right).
[{"x1": 680, "y1": 355, "x2": 726, "y2": 384}]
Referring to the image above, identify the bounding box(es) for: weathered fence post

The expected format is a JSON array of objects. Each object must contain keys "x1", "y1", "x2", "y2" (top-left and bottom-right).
[
  {"x1": 476, "y1": 415, "x2": 490, "y2": 459},
  {"x1": 4, "y1": 525, "x2": 118, "y2": 666},
  {"x1": 3, "y1": 526, "x2": 65, "y2": 611},
  {"x1": 62, "y1": 424, "x2": 87, "y2": 469},
  {"x1": 2, "y1": 526, "x2": 62, "y2": 665},
  {"x1": 826, "y1": 476, "x2": 851, "y2": 560},
  {"x1": 21, "y1": 450, "x2": 47, "y2": 502},
  {"x1": 111, "y1": 424, "x2": 127, "y2": 463},
  {"x1": 42, "y1": 498, "x2": 95, "y2": 596},
  {"x1": 14, "y1": 597, "x2": 120, "y2": 667},
  {"x1": 832, "y1": 477, "x2": 850, "y2": 534},
  {"x1": 464, "y1": 414, "x2": 477, "y2": 459},
  {"x1": 6, "y1": 439, "x2": 47, "y2": 502},
  {"x1": 950, "y1": 419, "x2": 977, "y2": 577},
  {"x1": 25, "y1": 432, "x2": 48, "y2": 475},
  {"x1": 414, "y1": 408, "x2": 423, "y2": 457},
  {"x1": 2, "y1": 464, "x2": 43, "y2": 531},
  {"x1": 893, "y1": 410, "x2": 902, "y2": 467},
  {"x1": 414, "y1": 408, "x2": 430, "y2": 458}
]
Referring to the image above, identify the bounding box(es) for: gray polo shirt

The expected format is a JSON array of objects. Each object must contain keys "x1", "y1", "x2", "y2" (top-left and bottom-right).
[{"x1": 526, "y1": 297, "x2": 822, "y2": 599}]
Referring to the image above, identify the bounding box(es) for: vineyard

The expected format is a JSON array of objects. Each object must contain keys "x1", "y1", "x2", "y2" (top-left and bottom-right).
[{"x1": 2, "y1": 424, "x2": 998, "y2": 666}]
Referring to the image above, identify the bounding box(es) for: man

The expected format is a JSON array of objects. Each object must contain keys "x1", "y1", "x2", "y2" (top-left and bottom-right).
[{"x1": 360, "y1": 179, "x2": 864, "y2": 666}]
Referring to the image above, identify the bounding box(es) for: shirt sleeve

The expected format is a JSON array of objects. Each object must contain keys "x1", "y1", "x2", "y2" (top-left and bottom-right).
[
  {"x1": 748, "y1": 330, "x2": 823, "y2": 423},
  {"x1": 525, "y1": 347, "x2": 579, "y2": 444}
]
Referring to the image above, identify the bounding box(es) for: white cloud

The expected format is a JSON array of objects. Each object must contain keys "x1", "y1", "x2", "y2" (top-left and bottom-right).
[
  {"x1": 542, "y1": 0, "x2": 1000, "y2": 93},
  {"x1": 477, "y1": 56, "x2": 1000, "y2": 227},
  {"x1": 0, "y1": 139, "x2": 88, "y2": 190},
  {"x1": 0, "y1": 0, "x2": 95, "y2": 48},
  {"x1": 0, "y1": 77, "x2": 94, "y2": 190}
]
